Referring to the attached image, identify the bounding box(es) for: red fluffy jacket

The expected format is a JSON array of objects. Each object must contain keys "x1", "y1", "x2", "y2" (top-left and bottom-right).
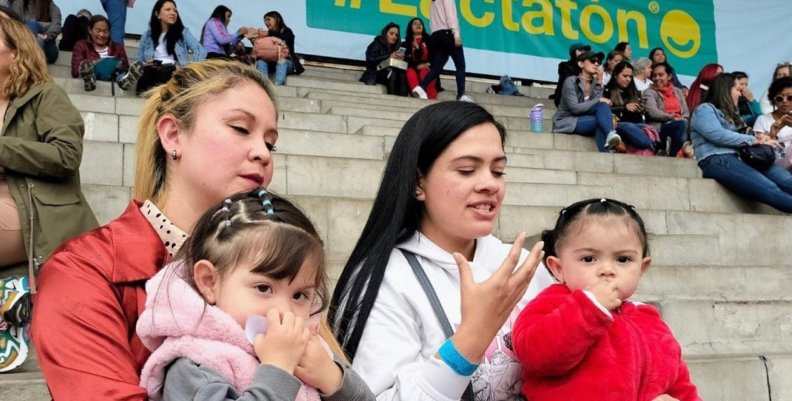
[{"x1": 512, "y1": 284, "x2": 701, "y2": 401}]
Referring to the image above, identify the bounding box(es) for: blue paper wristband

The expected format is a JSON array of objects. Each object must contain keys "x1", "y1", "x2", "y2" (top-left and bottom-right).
[{"x1": 438, "y1": 339, "x2": 479, "y2": 376}]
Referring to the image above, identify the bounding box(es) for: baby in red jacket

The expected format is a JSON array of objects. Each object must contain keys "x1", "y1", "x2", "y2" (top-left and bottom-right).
[{"x1": 512, "y1": 198, "x2": 702, "y2": 401}]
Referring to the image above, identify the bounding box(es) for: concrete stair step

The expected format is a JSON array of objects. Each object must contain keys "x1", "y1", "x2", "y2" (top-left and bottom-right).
[
  {"x1": 286, "y1": 76, "x2": 386, "y2": 95},
  {"x1": 300, "y1": 86, "x2": 552, "y2": 112},
  {"x1": 77, "y1": 140, "x2": 771, "y2": 223},
  {"x1": 687, "y1": 355, "x2": 789, "y2": 401},
  {"x1": 325, "y1": 105, "x2": 553, "y2": 133},
  {"x1": 660, "y1": 300, "x2": 792, "y2": 357}
]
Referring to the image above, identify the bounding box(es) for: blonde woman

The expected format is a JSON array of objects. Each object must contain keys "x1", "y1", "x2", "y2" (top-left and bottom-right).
[
  {"x1": 31, "y1": 60, "x2": 280, "y2": 400},
  {"x1": 0, "y1": 14, "x2": 96, "y2": 271}
]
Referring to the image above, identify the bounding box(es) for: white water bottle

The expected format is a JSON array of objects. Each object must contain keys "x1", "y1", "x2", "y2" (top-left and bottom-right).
[{"x1": 530, "y1": 103, "x2": 544, "y2": 133}]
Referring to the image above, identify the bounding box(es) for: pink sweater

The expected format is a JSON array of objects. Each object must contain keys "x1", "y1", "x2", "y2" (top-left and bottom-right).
[
  {"x1": 430, "y1": 0, "x2": 461, "y2": 38},
  {"x1": 137, "y1": 261, "x2": 320, "y2": 401}
]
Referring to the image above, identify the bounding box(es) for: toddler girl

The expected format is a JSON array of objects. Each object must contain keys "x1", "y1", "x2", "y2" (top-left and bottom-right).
[
  {"x1": 512, "y1": 198, "x2": 701, "y2": 401},
  {"x1": 137, "y1": 188, "x2": 373, "y2": 401}
]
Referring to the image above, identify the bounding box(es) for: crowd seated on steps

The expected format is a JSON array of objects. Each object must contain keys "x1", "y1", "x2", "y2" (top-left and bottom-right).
[{"x1": 0, "y1": 3, "x2": 791, "y2": 400}]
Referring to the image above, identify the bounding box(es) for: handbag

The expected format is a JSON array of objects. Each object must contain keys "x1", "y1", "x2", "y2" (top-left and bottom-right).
[
  {"x1": 400, "y1": 249, "x2": 475, "y2": 401},
  {"x1": 253, "y1": 36, "x2": 289, "y2": 62},
  {"x1": 377, "y1": 57, "x2": 407, "y2": 71},
  {"x1": 737, "y1": 143, "x2": 776, "y2": 170}
]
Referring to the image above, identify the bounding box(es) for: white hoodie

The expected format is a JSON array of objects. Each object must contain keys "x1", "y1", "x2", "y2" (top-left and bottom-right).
[{"x1": 352, "y1": 233, "x2": 555, "y2": 401}]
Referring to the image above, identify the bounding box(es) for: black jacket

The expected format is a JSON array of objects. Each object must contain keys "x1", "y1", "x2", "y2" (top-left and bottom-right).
[
  {"x1": 553, "y1": 60, "x2": 579, "y2": 107},
  {"x1": 360, "y1": 24, "x2": 401, "y2": 84}
]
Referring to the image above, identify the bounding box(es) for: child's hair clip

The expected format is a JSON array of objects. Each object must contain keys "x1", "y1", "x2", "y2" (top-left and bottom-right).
[
  {"x1": 600, "y1": 198, "x2": 607, "y2": 203},
  {"x1": 257, "y1": 188, "x2": 275, "y2": 216}
]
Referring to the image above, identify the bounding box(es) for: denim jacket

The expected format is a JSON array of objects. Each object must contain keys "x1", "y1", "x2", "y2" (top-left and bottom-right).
[
  {"x1": 136, "y1": 27, "x2": 206, "y2": 66},
  {"x1": 690, "y1": 103, "x2": 756, "y2": 161}
]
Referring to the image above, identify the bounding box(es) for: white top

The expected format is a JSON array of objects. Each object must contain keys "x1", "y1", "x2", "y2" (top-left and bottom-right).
[
  {"x1": 754, "y1": 113, "x2": 792, "y2": 144},
  {"x1": 351, "y1": 232, "x2": 555, "y2": 401},
  {"x1": 95, "y1": 46, "x2": 109, "y2": 58},
  {"x1": 759, "y1": 91, "x2": 774, "y2": 114},
  {"x1": 154, "y1": 32, "x2": 176, "y2": 64},
  {"x1": 634, "y1": 77, "x2": 653, "y2": 92},
  {"x1": 602, "y1": 71, "x2": 612, "y2": 86}
]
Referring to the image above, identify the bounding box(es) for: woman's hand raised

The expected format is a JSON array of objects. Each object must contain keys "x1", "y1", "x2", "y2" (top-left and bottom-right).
[{"x1": 450, "y1": 233, "x2": 544, "y2": 362}]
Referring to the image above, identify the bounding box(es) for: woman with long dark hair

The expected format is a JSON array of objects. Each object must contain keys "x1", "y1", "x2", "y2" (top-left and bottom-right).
[
  {"x1": 404, "y1": 17, "x2": 437, "y2": 99},
  {"x1": 135, "y1": 0, "x2": 205, "y2": 94},
  {"x1": 254, "y1": 10, "x2": 303, "y2": 85},
  {"x1": 330, "y1": 101, "x2": 553, "y2": 400},
  {"x1": 200, "y1": 5, "x2": 252, "y2": 59},
  {"x1": 360, "y1": 21, "x2": 408, "y2": 96},
  {"x1": 691, "y1": 73, "x2": 792, "y2": 212},
  {"x1": 605, "y1": 61, "x2": 656, "y2": 152}
]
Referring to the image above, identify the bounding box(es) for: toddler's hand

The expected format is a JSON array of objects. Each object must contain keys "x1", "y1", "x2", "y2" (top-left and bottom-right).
[
  {"x1": 294, "y1": 325, "x2": 343, "y2": 395},
  {"x1": 587, "y1": 280, "x2": 622, "y2": 311},
  {"x1": 254, "y1": 309, "x2": 311, "y2": 374}
]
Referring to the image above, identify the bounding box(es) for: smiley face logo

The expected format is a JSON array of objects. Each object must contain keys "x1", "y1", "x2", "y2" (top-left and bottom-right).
[{"x1": 659, "y1": 10, "x2": 700, "y2": 59}]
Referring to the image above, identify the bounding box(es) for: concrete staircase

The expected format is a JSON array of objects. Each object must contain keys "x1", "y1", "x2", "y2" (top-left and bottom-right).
[{"x1": 1, "y1": 47, "x2": 791, "y2": 401}]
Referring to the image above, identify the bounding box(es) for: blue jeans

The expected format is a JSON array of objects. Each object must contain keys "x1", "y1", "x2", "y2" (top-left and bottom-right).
[
  {"x1": 572, "y1": 102, "x2": 615, "y2": 152},
  {"x1": 616, "y1": 121, "x2": 654, "y2": 149},
  {"x1": 101, "y1": 0, "x2": 127, "y2": 45},
  {"x1": 420, "y1": 29, "x2": 466, "y2": 98},
  {"x1": 26, "y1": 20, "x2": 57, "y2": 64},
  {"x1": 256, "y1": 59, "x2": 294, "y2": 85},
  {"x1": 659, "y1": 120, "x2": 687, "y2": 156},
  {"x1": 699, "y1": 153, "x2": 792, "y2": 213}
]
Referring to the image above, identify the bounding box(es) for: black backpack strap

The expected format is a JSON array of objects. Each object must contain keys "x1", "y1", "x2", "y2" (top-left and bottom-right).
[{"x1": 400, "y1": 249, "x2": 475, "y2": 401}]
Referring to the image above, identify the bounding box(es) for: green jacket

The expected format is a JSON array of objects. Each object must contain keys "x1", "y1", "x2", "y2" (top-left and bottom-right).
[{"x1": 0, "y1": 81, "x2": 98, "y2": 267}]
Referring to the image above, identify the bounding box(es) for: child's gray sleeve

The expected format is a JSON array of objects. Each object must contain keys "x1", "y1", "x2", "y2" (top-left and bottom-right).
[
  {"x1": 321, "y1": 360, "x2": 376, "y2": 401},
  {"x1": 161, "y1": 358, "x2": 301, "y2": 401}
]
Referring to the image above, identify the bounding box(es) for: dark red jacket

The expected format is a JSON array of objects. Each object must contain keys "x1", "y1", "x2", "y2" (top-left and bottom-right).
[
  {"x1": 32, "y1": 201, "x2": 169, "y2": 401},
  {"x1": 512, "y1": 284, "x2": 701, "y2": 401},
  {"x1": 70, "y1": 39, "x2": 130, "y2": 78}
]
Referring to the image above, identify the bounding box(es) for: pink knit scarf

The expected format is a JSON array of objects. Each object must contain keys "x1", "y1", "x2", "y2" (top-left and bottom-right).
[{"x1": 137, "y1": 262, "x2": 321, "y2": 401}]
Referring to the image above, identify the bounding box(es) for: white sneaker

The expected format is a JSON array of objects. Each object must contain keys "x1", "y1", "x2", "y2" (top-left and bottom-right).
[
  {"x1": 458, "y1": 94, "x2": 475, "y2": 103},
  {"x1": 411, "y1": 86, "x2": 428, "y2": 99},
  {"x1": 605, "y1": 130, "x2": 623, "y2": 150}
]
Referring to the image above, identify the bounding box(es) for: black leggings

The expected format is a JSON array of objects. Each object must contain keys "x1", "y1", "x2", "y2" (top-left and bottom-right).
[
  {"x1": 376, "y1": 67, "x2": 408, "y2": 96},
  {"x1": 135, "y1": 64, "x2": 176, "y2": 95}
]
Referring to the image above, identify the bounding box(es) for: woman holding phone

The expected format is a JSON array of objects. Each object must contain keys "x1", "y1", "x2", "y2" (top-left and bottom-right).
[{"x1": 360, "y1": 22, "x2": 408, "y2": 96}]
